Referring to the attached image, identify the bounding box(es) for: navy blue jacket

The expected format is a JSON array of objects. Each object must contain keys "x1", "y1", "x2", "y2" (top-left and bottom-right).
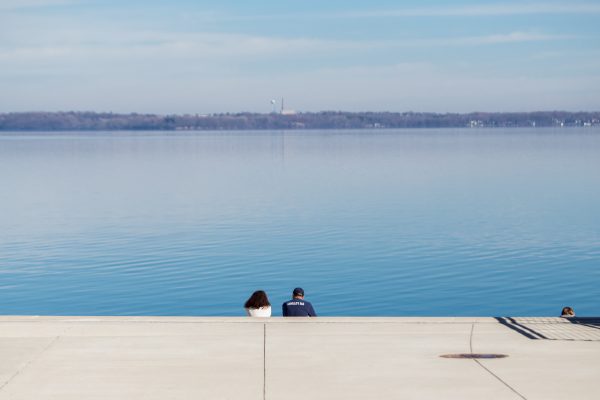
[{"x1": 282, "y1": 298, "x2": 317, "y2": 317}]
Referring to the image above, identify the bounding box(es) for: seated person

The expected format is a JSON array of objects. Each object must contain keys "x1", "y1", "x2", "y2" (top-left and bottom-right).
[
  {"x1": 561, "y1": 306, "x2": 575, "y2": 317},
  {"x1": 244, "y1": 290, "x2": 272, "y2": 317},
  {"x1": 282, "y1": 287, "x2": 317, "y2": 317}
]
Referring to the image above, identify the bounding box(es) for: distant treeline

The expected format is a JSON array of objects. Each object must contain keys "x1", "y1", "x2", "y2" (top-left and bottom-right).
[{"x1": 1, "y1": 111, "x2": 599, "y2": 131}]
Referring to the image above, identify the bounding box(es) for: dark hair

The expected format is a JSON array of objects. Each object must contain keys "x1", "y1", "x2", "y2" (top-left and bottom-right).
[
  {"x1": 561, "y1": 306, "x2": 574, "y2": 316},
  {"x1": 245, "y1": 290, "x2": 271, "y2": 309}
]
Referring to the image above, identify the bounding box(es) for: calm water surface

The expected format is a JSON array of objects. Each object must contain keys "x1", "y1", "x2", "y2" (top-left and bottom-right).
[{"x1": 1, "y1": 128, "x2": 599, "y2": 316}]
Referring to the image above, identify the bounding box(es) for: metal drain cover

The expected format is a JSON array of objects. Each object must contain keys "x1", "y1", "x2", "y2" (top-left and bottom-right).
[{"x1": 440, "y1": 353, "x2": 508, "y2": 359}]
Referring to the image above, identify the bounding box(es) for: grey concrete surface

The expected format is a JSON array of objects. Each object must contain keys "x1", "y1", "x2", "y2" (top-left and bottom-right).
[{"x1": 0, "y1": 317, "x2": 598, "y2": 400}]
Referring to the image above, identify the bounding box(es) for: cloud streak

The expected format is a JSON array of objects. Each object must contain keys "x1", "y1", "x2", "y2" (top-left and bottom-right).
[
  {"x1": 0, "y1": 30, "x2": 573, "y2": 65},
  {"x1": 434, "y1": 32, "x2": 575, "y2": 46},
  {"x1": 0, "y1": 0, "x2": 77, "y2": 11},
  {"x1": 180, "y1": 2, "x2": 600, "y2": 22},
  {"x1": 340, "y1": 3, "x2": 600, "y2": 18}
]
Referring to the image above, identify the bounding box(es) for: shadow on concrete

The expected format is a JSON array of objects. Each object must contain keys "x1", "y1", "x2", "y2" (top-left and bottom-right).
[
  {"x1": 565, "y1": 317, "x2": 600, "y2": 331},
  {"x1": 495, "y1": 317, "x2": 545, "y2": 339},
  {"x1": 495, "y1": 317, "x2": 600, "y2": 340}
]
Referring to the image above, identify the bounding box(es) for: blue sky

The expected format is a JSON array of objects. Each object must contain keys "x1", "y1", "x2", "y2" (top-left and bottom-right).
[{"x1": 1, "y1": 0, "x2": 599, "y2": 113}]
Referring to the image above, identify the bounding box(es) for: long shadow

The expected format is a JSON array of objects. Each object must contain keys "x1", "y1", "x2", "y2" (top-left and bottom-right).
[
  {"x1": 495, "y1": 317, "x2": 545, "y2": 339},
  {"x1": 566, "y1": 317, "x2": 600, "y2": 330},
  {"x1": 495, "y1": 317, "x2": 600, "y2": 340}
]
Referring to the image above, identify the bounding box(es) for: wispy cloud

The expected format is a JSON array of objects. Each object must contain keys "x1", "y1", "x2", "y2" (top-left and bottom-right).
[
  {"x1": 436, "y1": 32, "x2": 574, "y2": 46},
  {"x1": 0, "y1": 29, "x2": 573, "y2": 65},
  {"x1": 42, "y1": 2, "x2": 598, "y2": 25},
  {"x1": 340, "y1": 3, "x2": 600, "y2": 18},
  {"x1": 0, "y1": 0, "x2": 77, "y2": 11},
  {"x1": 0, "y1": 32, "x2": 368, "y2": 63},
  {"x1": 178, "y1": 2, "x2": 600, "y2": 22}
]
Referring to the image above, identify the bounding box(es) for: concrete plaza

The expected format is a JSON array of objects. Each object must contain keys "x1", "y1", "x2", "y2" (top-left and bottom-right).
[{"x1": 1, "y1": 316, "x2": 599, "y2": 399}]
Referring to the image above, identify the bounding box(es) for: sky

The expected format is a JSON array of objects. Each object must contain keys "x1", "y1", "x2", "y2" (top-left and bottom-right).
[{"x1": 1, "y1": 0, "x2": 599, "y2": 114}]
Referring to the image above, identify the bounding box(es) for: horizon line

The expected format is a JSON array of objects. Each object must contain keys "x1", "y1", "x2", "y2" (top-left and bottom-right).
[{"x1": 3, "y1": 110, "x2": 600, "y2": 116}]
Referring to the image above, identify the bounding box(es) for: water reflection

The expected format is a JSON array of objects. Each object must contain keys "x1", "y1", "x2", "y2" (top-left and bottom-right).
[{"x1": 1, "y1": 129, "x2": 599, "y2": 316}]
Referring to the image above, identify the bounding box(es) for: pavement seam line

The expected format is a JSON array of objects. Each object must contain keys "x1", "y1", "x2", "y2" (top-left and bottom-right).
[
  {"x1": 0, "y1": 335, "x2": 61, "y2": 393},
  {"x1": 474, "y1": 359, "x2": 527, "y2": 400},
  {"x1": 469, "y1": 323, "x2": 474, "y2": 353},
  {"x1": 470, "y1": 323, "x2": 528, "y2": 400},
  {"x1": 263, "y1": 323, "x2": 267, "y2": 400}
]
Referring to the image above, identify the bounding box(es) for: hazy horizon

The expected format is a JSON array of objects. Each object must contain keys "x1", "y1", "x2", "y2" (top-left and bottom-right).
[
  {"x1": 1, "y1": 1, "x2": 599, "y2": 114},
  {"x1": 3, "y1": 109, "x2": 600, "y2": 116}
]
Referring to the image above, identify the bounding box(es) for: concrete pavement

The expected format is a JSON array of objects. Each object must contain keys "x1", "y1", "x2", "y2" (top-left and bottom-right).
[{"x1": 0, "y1": 316, "x2": 598, "y2": 399}]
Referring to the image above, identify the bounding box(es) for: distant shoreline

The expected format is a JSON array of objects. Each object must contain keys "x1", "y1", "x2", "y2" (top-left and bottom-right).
[{"x1": 1, "y1": 111, "x2": 599, "y2": 131}]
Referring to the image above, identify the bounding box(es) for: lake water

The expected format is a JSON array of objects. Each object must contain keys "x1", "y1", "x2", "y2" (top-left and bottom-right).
[{"x1": 1, "y1": 128, "x2": 599, "y2": 317}]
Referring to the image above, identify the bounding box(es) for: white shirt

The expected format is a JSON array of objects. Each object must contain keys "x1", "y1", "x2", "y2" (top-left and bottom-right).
[{"x1": 246, "y1": 306, "x2": 272, "y2": 317}]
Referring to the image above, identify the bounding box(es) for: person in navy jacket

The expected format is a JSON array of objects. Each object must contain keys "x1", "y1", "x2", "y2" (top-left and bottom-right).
[{"x1": 282, "y1": 287, "x2": 317, "y2": 317}]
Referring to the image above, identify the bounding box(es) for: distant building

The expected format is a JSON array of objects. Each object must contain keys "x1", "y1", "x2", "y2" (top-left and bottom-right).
[{"x1": 280, "y1": 98, "x2": 296, "y2": 115}]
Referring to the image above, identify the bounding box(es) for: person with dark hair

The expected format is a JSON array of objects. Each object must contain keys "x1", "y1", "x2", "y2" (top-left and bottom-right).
[
  {"x1": 244, "y1": 290, "x2": 272, "y2": 317},
  {"x1": 561, "y1": 306, "x2": 575, "y2": 317},
  {"x1": 282, "y1": 287, "x2": 317, "y2": 317}
]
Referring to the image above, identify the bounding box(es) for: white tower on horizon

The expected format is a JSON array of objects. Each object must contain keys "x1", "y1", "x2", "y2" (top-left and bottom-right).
[{"x1": 279, "y1": 97, "x2": 296, "y2": 115}]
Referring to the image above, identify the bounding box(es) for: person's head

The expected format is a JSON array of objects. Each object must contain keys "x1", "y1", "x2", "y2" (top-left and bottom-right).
[
  {"x1": 292, "y1": 287, "x2": 304, "y2": 299},
  {"x1": 561, "y1": 306, "x2": 575, "y2": 317},
  {"x1": 245, "y1": 290, "x2": 271, "y2": 309}
]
